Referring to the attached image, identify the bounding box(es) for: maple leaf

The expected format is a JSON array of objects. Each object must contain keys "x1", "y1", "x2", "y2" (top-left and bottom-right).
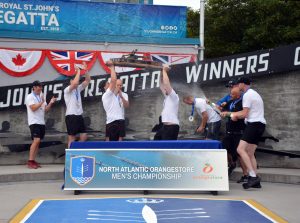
[{"x1": 12, "y1": 54, "x2": 26, "y2": 66}]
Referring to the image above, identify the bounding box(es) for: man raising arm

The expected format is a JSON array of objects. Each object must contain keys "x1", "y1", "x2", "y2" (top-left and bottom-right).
[
  {"x1": 154, "y1": 65, "x2": 180, "y2": 140},
  {"x1": 64, "y1": 62, "x2": 90, "y2": 148}
]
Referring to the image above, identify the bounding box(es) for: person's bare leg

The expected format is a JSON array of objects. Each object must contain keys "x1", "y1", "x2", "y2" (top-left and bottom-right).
[
  {"x1": 239, "y1": 157, "x2": 248, "y2": 176},
  {"x1": 79, "y1": 133, "x2": 87, "y2": 142},
  {"x1": 237, "y1": 140, "x2": 256, "y2": 177},
  {"x1": 29, "y1": 138, "x2": 41, "y2": 161},
  {"x1": 247, "y1": 143, "x2": 258, "y2": 174},
  {"x1": 67, "y1": 135, "x2": 76, "y2": 149},
  {"x1": 238, "y1": 140, "x2": 261, "y2": 189}
]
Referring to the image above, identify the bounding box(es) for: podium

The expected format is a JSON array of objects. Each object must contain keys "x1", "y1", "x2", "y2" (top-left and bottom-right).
[{"x1": 64, "y1": 140, "x2": 228, "y2": 195}]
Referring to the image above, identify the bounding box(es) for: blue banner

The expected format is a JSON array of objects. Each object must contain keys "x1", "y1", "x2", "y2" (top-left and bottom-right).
[
  {"x1": 65, "y1": 148, "x2": 228, "y2": 191},
  {"x1": 0, "y1": 0, "x2": 187, "y2": 42}
]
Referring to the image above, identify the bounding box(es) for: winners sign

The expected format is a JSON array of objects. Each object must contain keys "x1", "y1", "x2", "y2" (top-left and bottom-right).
[{"x1": 0, "y1": 43, "x2": 299, "y2": 110}]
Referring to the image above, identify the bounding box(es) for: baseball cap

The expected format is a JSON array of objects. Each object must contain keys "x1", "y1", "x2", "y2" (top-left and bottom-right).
[
  {"x1": 225, "y1": 79, "x2": 238, "y2": 88},
  {"x1": 237, "y1": 77, "x2": 251, "y2": 85},
  {"x1": 32, "y1": 80, "x2": 43, "y2": 87},
  {"x1": 99, "y1": 80, "x2": 108, "y2": 92}
]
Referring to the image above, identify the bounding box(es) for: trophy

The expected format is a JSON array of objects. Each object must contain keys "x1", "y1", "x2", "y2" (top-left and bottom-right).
[{"x1": 110, "y1": 49, "x2": 163, "y2": 69}]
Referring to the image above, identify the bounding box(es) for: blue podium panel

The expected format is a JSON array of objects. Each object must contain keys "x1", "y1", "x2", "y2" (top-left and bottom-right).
[
  {"x1": 65, "y1": 141, "x2": 227, "y2": 191},
  {"x1": 12, "y1": 197, "x2": 286, "y2": 223},
  {"x1": 70, "y1": 140, "x2": 223, "y2": 149}
]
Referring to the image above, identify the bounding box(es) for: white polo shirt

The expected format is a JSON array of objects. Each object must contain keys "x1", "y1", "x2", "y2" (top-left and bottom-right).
[
  {"x1": 161, "y1": 89, "x2": 179, "y2": 125},
  {"x1": 195, "y1": 98, "x2": 221, "y2": 123},
  {"x1": 25, "y1": 92, "x2": 47, "y2": 125},
  {"x1": 120, "y1": 92, "x2": 129, "y2": 120},
  {"x1": 243, "y1": 89, "x2": 266, "y2": 124},
  {"x1": 64, "y1": 84, "x2": 84, "y2": 116},
  {"x1": 102, "y1": 89, "x2": 123, "y2": 124}
]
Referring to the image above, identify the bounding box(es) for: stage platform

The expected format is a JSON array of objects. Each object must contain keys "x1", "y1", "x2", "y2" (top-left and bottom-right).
[{"x1": 11, "y1": 197, "x2": 287, "y2": 223}]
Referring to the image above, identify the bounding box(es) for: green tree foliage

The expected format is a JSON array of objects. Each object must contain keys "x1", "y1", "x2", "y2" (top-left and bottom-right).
[
  {"x1": 187, "y1": 0, "x2": 300, "y2": 58},
  {"x1": 187, "y1": 7, "x2": 200, "y2": 38}
]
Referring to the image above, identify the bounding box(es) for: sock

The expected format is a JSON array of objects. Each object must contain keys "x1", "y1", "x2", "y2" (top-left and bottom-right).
[{"x1": 249, "y1": 170, "x2": 256, "y2": 177}]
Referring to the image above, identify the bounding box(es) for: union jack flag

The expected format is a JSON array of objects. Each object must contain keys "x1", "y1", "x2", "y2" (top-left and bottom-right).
[
  {"x1": 47, "y1": 50, "x2": 98, "y2": 76},
  {"x1": 149, "y1": 53, "x2": 196, "y2": 65}
]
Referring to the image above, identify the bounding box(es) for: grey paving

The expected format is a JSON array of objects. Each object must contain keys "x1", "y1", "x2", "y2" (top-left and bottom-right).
[
  {"x1": 1, "y1": 180, "x2": 299, "y2": 223},
  {"x1": 0, "y1": 165, "x2": 299, "y2": 223}
]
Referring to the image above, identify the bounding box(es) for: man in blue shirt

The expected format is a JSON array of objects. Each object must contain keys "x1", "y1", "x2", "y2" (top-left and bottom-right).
[{"x1": 216, "y1": 79, "x2": 239, "y2": 108}]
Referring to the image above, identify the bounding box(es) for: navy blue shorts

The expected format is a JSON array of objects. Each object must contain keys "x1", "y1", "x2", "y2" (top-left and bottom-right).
[{"x1": 29, "y1": 124, "x2": 45, "y2": 140}]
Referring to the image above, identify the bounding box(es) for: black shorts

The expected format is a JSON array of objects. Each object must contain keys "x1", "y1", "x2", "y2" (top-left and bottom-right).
[
  {"x1": 119, "y1": 120, "x2": 126, "y2": 137},
  {"x1": 206, "y1": 120, "x2": 221, "y2": 140},
  {"x1": 65, "y1": 115, "x2": 86, "y2": 136},
  {"x1": 106, "y1": 120, "x2": 125, "y2": 141},
  {"x1": 241, "y1": 122, "x2": 266, "y2": 145},
  {"x1": 222, "y1": 133, "x2": 243, "y2": 162},
  {"x1": 29, "y1": 124, "x2": 45, "y2": 140},
  {"x1": 154, "y1": 124, "x2": 179, "y2": 140}
]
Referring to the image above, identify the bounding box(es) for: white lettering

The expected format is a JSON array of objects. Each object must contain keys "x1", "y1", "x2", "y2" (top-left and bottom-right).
[
  {"x1": 186, "y1": 65, "x2": 200, "y2": 83},
  {"x1": 0, "y1": 89, "x2": 11, "y2": 108},
  {"x1": 246, "y1": 55, "x2": 257, "y2": 74},
  {"x1": 27, "y1": 12, "x2": 37, "y2": 25},
  {"x1": 48, "y1": 14, "x2": 59, "y2": 26},
  {"x1": 53, "y1": 83, "x2": 63, "y2": 101},
  {"x1": 0, "y1": 10, "x2": 59, "y2": 27},
  {"x1": 203, "y1": 63, "x2": 208, "y2": 81},
  {"x1": 130, "y1": 74, "x2": 139, "y2": 91},
  {"x1": 209, "y1": 61, "x2": 222, "y2": 80},
  {"x1": 16, "y1": 12, "x2": 27, "y2": 25},
  {"x1": 222, "y1": 59, "x2": 234, "y2": 78},
  {"x1": 235, "y1": 57, "x2": 246, "y2": 76},
  {"x1": 95, "y1": 78, "x2": 106, "y2": 96},
  {"x1": 12, "y1": 88, "x2": 23, "y2": 106},
  {"x1": 150, "y1": 71, "x2": 161, "y2": 88},
  {"x1": 4, "y1": 11, "x2": 15, "y2": 24},
  {"x1": 85, "y1": 80, "x2": 94, "y2": 97},
  {"x1": 38, "y1": 13, "x2": 47, "y2": 26},
  {"x1": 258, "y1": 53, "x2": 269, "y2": 72},
  {"x1": 24, "y1": 4, "x2": 33, "y2": 11},
  {"x1": 294, "y1": 47, "x2": 300, "y2": 66},
  {"x1": 140, "y1": 72, "x2": 150, "y2": 90},
  {"x1": 120, "y1": 76, "x2": 128, "y2": 92}
]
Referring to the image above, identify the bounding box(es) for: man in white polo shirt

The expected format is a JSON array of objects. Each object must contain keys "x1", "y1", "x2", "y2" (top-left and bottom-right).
[
  {"x1": 230, "y1": 77, "x2": 266, "y2": 189},
  {"x1": 154, "y1": 64, "x2": 180, "y2": 140},
  {"x1": 101, "y1": 60, "x2": 127, "y2": 141},
  {"x1": 25, "y1": 80, "x2": 56, "y2": 169},
  {"x1": 64, "y1": 63, "x2": 90, "y2": 148},
  {"x1": 183, "y1": 96, "x2": 221, "y2": 140}
]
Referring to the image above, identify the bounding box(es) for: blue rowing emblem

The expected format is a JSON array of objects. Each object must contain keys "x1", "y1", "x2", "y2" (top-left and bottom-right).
[{"x1": 70, "y1": 156, "x2": 95, "y2": 186}]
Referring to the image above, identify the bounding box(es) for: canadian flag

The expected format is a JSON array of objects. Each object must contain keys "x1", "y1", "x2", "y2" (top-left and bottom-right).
[{"x1": 0, "y1": 49, "x2": 46, "y2": 77}]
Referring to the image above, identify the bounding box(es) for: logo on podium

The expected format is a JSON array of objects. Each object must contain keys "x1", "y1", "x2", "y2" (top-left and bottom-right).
[
  {"x1": 126, "y1": 198, "x2": 164, "y2": 204},
  {"x1": 70, "y1": 156, "x2": 95, "y2": 186}
]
